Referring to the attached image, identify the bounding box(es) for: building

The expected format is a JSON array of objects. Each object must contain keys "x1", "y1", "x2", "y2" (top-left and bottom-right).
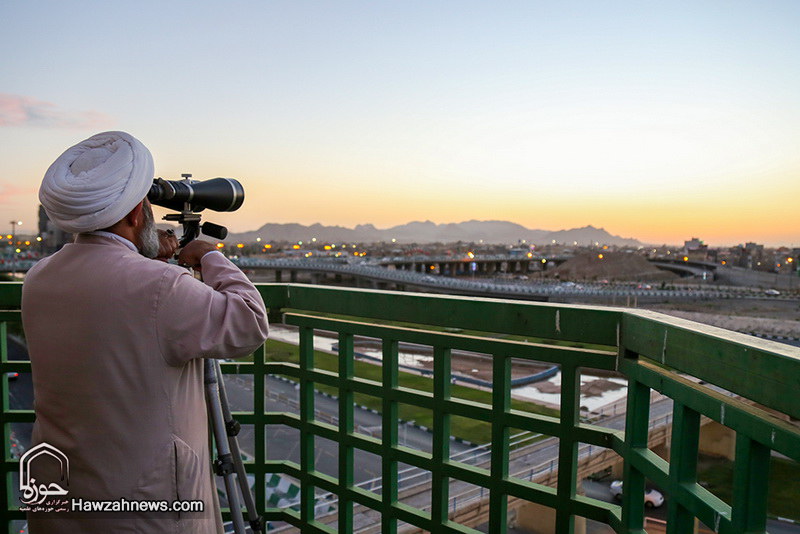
[{"x1": 38, "y1": 205, "x2": 72, "y2": 254}]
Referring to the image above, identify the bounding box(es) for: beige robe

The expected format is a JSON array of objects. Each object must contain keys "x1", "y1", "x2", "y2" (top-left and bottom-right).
[{"x1": 21, "y1": 234, "x2": 268, "y2": 533}]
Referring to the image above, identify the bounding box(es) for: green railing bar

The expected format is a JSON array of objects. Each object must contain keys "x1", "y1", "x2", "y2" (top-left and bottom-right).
[
  {"x1": 303, "y1": 519, "x2": 336, "y2": 534},
  {"x1": 0, "y1": 313, "x2": 20, "y2": 325},
  {"x1": 621, "y1": 373, "x2": 649, "y2": 532},
  {"x1": 556, "y1": 363, "x2": 580, "y2": 534},
  {"x1": 0, "y1": 283, "x2": 22, "y2": 309},
  {"x1": 503, "y1": 476, "x2": 559, "y2": 509},
  {"x1": 252, "y1": 343, "x2": 267, "y2": 516},
  {"x1": 666, "y1": 401, "x2": 701, "y2": 534},
  {"x1": 625, "y1": 447, "x2": 670, "y2": 489},
  {"x1": 571, "y1": 493, "x2": 621, "y2": 525},
  {"x1": 489, "y1": 353, "x2": 510, "y2": 534},
  {"x1": 299, "y1": 326, "x2": 316, "y2": 525},
  {"x1": 0, "y1": 410, "x2": 34, "y2": 424},
  {"x1": 277, "y1": 284, "x2": 622, "y2": 345},
  {"x1": 731, "y1": 433, "x2": 770, "y2": 533},
  {"x1": 431, "y1": 346, "x2": 452, "y2": 532},
  {"x1": 623, "y1": 311, "x2": 800, "y2": 421},
  {"x1": 338, "y1": 332, "x2": 355, "y2": 533},
  {"x1": 573, "y1": 423, "x2": 622, "y2": 449},
  {"x1": 393, "y1": 500, "x2": 433, "y2": 532},
  {"x1": 381, "y1": 338, "x2": 399, "y2": 534},
  {"x1": 0, "y1": 321, "x2": 7, "y2": 364},
  {"x1": 621, "y1": 359, "x2": 800, "y2": 461},
  {"x1": 0, "y1": 363, "x2": 31, "y2": 374},
  {"x1": 0, "y1": 320, "x2": 7, "y2": 529},
  {"x1": 285, "y1": 313, "x2": 617, "y2": 369}
]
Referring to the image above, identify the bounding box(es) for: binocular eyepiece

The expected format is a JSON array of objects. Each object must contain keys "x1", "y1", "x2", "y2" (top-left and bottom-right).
[{"x1": 148, "y1": 176, "x2": 244, "y2": 213}]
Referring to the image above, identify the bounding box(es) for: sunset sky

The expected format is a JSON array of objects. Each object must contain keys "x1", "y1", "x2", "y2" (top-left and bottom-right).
[{"x1": 1, "y1": 2, "x2": 798, "y2": 246}]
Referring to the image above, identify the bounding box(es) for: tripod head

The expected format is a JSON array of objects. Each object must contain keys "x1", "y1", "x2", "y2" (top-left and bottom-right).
[{"x1": 149, "y1": 174, "x2": 245, "y2": 247}]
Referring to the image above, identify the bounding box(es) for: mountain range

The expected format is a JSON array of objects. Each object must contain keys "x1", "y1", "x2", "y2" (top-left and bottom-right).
[{"x1": 225, "y1": 221, "x2": 643, "y2": 247}]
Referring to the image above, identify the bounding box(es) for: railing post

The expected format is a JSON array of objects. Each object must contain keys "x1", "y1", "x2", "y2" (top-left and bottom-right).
[
  {"x1": 253, "y1": 343, "x2": 267, "y2": 522},
  {"x1": 381, "y1": 339, "x2": 399, "y2": 534},
  {"x1": 731, "y1": 433, "x2": 770, "y2": 532},
  {"x1": 298, "y1": 326, "x2": 316, "y2": 525},
  {"x1": 0, "y1": 320, "x2": 7, "y2": 524},
  {"x1": 621, "y1": 348, "x2": 650, "y2": 533},
  {"x1": 338, "y1": 332, "x2": 355, "y2": 533},
  {"x1": 666, "y1": 401, "x2": 700, "y2": 534},
  {"x1": 556, "y1": 364, "x2": 580, "y2": 534},
  {"x1": 489, "y1": 353, "x2": 511, "y2": 534},
  {"x1": 431, "y1": 346, "x2": 452, "y2": 530}
]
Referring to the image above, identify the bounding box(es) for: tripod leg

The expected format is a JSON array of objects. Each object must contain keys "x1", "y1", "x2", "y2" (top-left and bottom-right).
[
  {"x1": 205, "y1": 359, "x2": 247, "y2": 534},
  {"x1": 214, "y1": 359, "x2": 265, "y2": 533}
]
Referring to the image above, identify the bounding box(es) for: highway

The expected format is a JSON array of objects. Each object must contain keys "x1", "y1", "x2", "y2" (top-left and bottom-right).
[
  {"x1": 7, "y1": 255, "x2": 798, "y2": 303},
  {"x1": 235, "y1": 256, "x2": 798, "y2": 302}
]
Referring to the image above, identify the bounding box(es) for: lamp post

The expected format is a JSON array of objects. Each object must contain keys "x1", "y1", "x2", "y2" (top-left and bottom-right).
[{"x1": 9, "y1": 220, "x2": 21, "y2": 278}]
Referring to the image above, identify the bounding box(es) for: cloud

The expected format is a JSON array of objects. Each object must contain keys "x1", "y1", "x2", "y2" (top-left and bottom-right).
[
  {"x1": 0, "y1": 184, "x2": 38, "y2": 204},
  {"x1": 0, "y1": 94, "x2": 114, "y2": 129}
]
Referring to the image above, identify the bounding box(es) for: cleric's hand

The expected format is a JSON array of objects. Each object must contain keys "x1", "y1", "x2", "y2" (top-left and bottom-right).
[
  {"x1": 178, "y1": 240, "x2": 217, "y2": 270},
  {"x1": 155, "y1": 229, "x2": 180, "y2": 262}
]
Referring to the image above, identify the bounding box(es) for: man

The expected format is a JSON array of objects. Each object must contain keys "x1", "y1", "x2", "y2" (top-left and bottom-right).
[{"x1": 21, "y1": 131, "x2": 268, "y2": 533}]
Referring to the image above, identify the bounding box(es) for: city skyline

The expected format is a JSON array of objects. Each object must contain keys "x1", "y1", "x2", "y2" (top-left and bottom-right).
[{"x1": 1, "y1": 2, "x2": 799, "y2": 247}]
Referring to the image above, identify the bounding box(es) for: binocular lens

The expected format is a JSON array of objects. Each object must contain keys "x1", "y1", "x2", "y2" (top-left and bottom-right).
[{"x1": 148, "y1": 177, "x2": 244, "y2": 212}]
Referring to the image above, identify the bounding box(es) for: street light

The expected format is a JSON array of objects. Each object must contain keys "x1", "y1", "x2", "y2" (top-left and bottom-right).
[{"x1": 9, "y1": 221, "x2": 21, "y2": 278}]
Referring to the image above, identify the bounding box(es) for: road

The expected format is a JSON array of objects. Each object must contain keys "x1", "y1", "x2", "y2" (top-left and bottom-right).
[
  {"x1": 582, "y1": 480, "x2": 800, "y2": 534},
  {"x1": 221, "y1": 372, "x2": 475, "y2": 485}
]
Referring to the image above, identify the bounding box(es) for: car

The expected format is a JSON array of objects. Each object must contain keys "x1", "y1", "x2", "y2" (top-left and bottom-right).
[
  {"x1": 764, "y1": 289, "x2": 781, "y2": 296},
  {"x1": 609, "y1": 480, "x2": 664, "y2": 508}
]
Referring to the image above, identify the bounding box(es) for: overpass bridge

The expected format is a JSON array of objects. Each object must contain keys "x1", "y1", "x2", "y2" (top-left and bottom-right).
[
  {"x1": 378, "y1": 254, "x2": 716, "y2": 279},
  {"x1": 234, "y1": 257, "x2": 773, "y2": 302},
  {"x1": 3, "y1": 256, "x2": 789, "y2": 303}
]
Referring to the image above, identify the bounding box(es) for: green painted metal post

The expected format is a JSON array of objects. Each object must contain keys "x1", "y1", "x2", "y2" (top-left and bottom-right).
[
  {"x1": 430, "y1": 346, "x2": 452, "y2": 531},
  {"x1": 556, "y1": 364, "x2": 580, "y2": 534},
  {"x1": 338, "y1": 333, "x2": 355, "y2": 533},
  {"x1": 0, "y1": 321, "x2": 7, "y2": 524},
  {"x1": 489, "y1": 353, "x2": 511, "y2": 534},
  {"x1": 299, "y1": 326, "x2": 316, "y2": 526},
  {"x1": 622, "y1": 370, "x2": 650, "y2": 533},
  {"x1": 381, "y1": 339, "x2": 399, "y2": 534},
  {"x1": 731, "y1": 433, "x2": 770, "y2": 533},
  {"x1": 666, "y1": 401, "x2": 700, "y2": 534},
  {"x1": 253, "y1": 344, "x2": 267, "y2": 517}
]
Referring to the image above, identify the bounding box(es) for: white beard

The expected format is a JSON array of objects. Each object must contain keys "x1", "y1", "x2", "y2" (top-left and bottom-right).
[{"x1": 138, "y1": 203, "x2": 160, "y2": 259}]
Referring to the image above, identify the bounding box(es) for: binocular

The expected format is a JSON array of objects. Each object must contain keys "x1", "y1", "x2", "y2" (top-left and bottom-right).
[
  {"x1": 148, "y1": 176, "x2": 244, "y2": 213},
  {"x1": 148, "y1": 174, "x2": 245, "y2": 246}
]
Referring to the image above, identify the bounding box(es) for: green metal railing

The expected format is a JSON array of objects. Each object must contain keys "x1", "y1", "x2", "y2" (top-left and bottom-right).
[{"x1": 1, "y1": 282, "x2": 799, "y2": 533}]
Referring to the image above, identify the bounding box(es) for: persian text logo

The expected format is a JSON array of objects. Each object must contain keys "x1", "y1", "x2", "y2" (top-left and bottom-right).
[{"x1": 19, "y1": 442, "x2": 70, "y2": 506}]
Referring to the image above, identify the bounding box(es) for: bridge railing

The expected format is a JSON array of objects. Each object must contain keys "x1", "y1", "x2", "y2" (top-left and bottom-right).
[{"x1": 1, "y1": 282, "x2": 799, "y2": 533}]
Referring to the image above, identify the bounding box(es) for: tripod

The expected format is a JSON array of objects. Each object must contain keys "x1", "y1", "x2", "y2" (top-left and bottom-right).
[{"x1": 204, "y1": 358, "x2": 264, "y2": 534}]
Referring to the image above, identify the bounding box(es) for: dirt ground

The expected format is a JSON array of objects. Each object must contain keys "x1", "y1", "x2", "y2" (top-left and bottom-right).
[
  {"x1": 644, "y1": 298, "x2": 800, "y2": 337},
  {"x1": 531, "y1": 377, "x2": 625, "y2": 397}
]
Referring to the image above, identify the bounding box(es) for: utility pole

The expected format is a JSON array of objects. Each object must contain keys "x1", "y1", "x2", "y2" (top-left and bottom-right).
[{"x1": 9, "y1": 220, "x2": 21, "y2": 279}]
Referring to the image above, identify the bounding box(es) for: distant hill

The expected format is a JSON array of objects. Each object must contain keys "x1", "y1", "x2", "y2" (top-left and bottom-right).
[{"x1": 226, "y1": 220, "x2": 642, "y2": 246}]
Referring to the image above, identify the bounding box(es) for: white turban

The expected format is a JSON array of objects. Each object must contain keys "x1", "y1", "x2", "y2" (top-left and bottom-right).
[{"x1": 39, "y1": 131, "x2": 154, "y2": 233}]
